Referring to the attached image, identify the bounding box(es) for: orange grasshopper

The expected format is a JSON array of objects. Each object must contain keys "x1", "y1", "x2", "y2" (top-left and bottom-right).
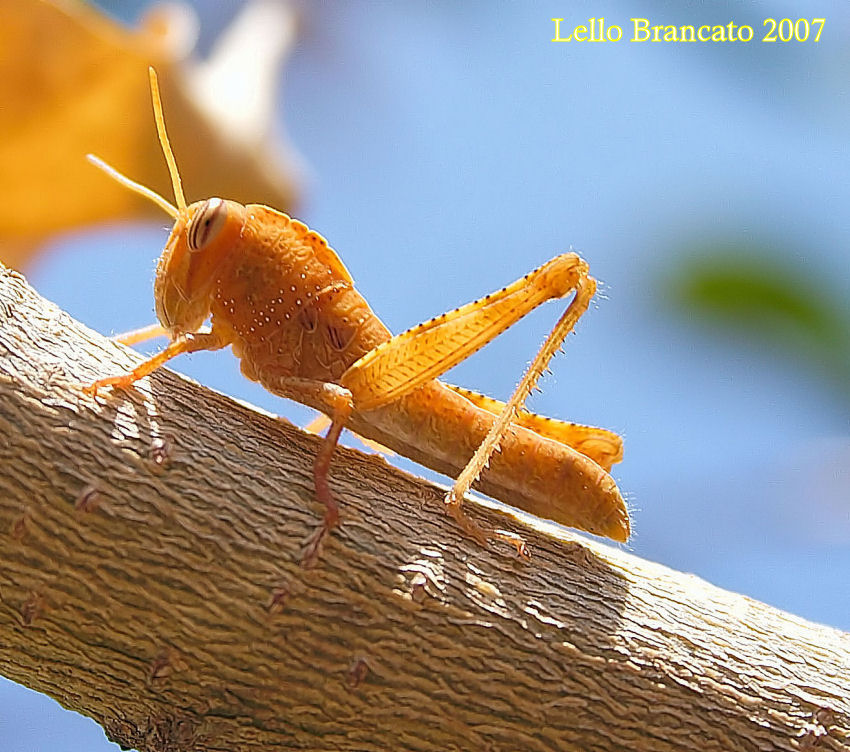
[{"x1": 84, "y1": 69, "x2": 628, "y2": 564}]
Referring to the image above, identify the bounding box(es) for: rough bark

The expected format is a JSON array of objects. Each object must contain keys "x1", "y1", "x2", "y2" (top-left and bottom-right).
[{"x1": 0, "y1": 262, "x2": 847, "y2": 752}]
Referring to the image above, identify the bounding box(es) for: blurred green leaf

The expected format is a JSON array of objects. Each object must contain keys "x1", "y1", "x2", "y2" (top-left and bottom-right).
[{"x1": 667, "y1": 241, "x2": 850, "y2": 400}]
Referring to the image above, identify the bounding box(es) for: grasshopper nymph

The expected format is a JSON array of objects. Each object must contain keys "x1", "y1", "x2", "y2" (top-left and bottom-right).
[{"x1": 85, "y1": 69, "x2": 629, "y2": 564}]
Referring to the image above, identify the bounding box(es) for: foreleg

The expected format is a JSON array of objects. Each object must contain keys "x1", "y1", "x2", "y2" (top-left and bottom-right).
[
  {"x1": 84, "y1": 329, "x2": 228, "y2": 395},
  {"x1": 113, "y1": 322, "x2": 170, "y2": 346}
]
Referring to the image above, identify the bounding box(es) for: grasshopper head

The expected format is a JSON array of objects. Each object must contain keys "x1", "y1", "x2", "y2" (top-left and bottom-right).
[
  {"x1": 87, "y1": 67, "x2": 247, "y2": 337},
  {"x1": 154, "y1": 197, "x2": 247, "y2": 334}
]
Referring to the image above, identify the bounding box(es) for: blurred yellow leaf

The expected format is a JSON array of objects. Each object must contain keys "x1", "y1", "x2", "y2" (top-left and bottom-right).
[{"x1": 0, "y1": 0, "x2": 300, "y2": 269}]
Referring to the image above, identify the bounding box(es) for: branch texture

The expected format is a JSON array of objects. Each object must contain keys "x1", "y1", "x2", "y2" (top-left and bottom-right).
[{"x1": 0, "y1": 263, "x2": 848, "y2": 752}]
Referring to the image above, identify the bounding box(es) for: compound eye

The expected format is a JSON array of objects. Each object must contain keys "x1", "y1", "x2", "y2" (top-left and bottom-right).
[{"x1": 187, "y1": 198, "x2": 228, "y2": 251}]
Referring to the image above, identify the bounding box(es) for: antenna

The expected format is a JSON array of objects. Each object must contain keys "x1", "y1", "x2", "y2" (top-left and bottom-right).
[
  {"x1": 86, "y1": 154, "x2": 179, "y2": 218},
  {"x1": 148, "y1": 66, "x2": 187, "y2": 211},
  {"x1": 85, "y1": 68, "x2": 188, "y2": 219}
]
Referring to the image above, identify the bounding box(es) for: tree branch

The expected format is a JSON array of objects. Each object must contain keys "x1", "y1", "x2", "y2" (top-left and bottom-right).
[{"x1": 0, "y1": 263, "x2": 848, "y2": 752}]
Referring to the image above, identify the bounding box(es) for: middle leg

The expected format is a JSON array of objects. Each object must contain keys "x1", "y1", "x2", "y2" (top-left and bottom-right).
[{"x1": 265, "y1": 377, "x2": 355, "y2": 567}]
